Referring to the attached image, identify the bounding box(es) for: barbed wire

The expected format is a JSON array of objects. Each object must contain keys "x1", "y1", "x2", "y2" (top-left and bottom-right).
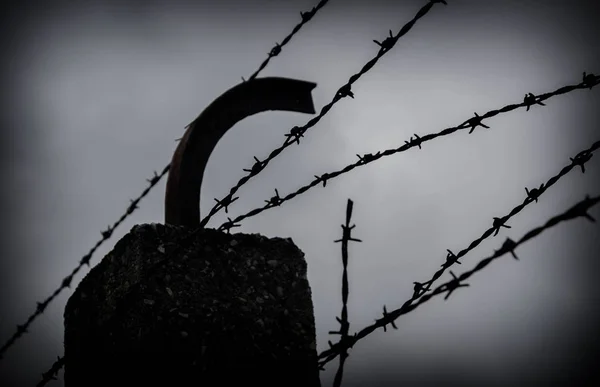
[
  {"x1": 318, "y1": 193, "x2": 600, "y2": 371},
  {"x1": 215, "y1": 72, "x2": 600, "y2": 232},
  {"x1": 0, "y1": 0, "x2": 330, "y2": 362},
  {"x1": 0, "y1": 165, "x2": 170, "y2": 361},
  {"x1": 245, "y1": 0, "x2": 330, "y2": 82},
  {"x1": 198, "y1": 0, "x2": 448, "y2": 229},
  {"x1": 316, "y1": 137, "x2": 599, "y2": 367},
  {"x1": 36, "y1": 356, "x2": 65, "y2": 387},
  {"x1": 330, "y1": 199, "x2": 362, "y2": 387},
  {"x1": 16, "y1": 1, "x2": 598, "y2": 383}
]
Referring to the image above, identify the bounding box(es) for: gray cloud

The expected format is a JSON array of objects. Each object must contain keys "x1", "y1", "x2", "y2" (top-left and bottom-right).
[{"x1": 1, "y1": 1, "x2": 599, "y2": 386}]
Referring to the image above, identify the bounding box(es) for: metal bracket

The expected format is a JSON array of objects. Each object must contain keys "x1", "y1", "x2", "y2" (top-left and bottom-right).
[{"x1": 165, "y1": 77, "x2": 317, "y2": 227}]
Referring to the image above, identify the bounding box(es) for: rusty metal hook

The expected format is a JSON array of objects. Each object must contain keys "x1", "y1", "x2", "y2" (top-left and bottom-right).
[{"x1": 165, "y1": 77, "x2": 317, "y2": 227}]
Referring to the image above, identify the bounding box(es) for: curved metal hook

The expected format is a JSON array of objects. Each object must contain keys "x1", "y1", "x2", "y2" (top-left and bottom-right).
[{"x1": 165, "y1": 77, "x2": 317, "y2": 227}]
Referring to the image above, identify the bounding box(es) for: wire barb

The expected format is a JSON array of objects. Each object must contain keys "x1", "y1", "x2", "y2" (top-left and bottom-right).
[
  {"x1": 377, "y1": 305, "x2": 398, "y2": 332},
  {"x1": 497, "y1": 237, "x2": 519, "y2": 260},
  {"x1": 523, "y1": 92, "x2": 546, "y2": 111},
  {"x1": 442, "y1": 271, "x2": 470, "y2": 300},
  {"x1": 243, "y1": 156, "x2": 266, "y2": 175},
  {"x1": 582, "y1": 71, "x2": 599, "y2": 89},
  {"x1": 570, "y1": 150, "x2": 593, "y2": 173},
  {"x1": 284, "y1": 126, "x2": 306, "y2": 145},
  {"x1": 146, "y1": 170, "x2": 161, "y2": 185},
  {"x1": 221, "y1": 217, "x2": 241, "y2": 234},
  {"x1": 373, "y1": 30, "x2": 396, "y2": 54},
  {"x1": 464, "y1": 112, "x2": 490, "y2": 134},
  {"x1": 269, "y1": 43, "x2": 282, "y2": 57},
  {"x1": 492, "y1": 216, "x2": 512, "y2": 236},
  {"x1": 405, "y1": 133, "x2": 423, "y2": 149},
  {"x1": 337, "y1": 84, "x2": 354, "y2": 99},
  {"x1": 213, "y1": 195, "x2": 239, "y2": 214},
  {"x1": 525, "y1": 183, "x2": 545, "y2": 203},
  {"x1": 101, "y1": 226, "x2": 113, "y2": 239},
  {"x1": 314, "y1": 173, "x2": 331, "y2": 187},
  {"x1": 265, "y1": 189, "x2": 282, "y2": 206},
  {"x1": 413, "y1": 281, "x2": 431, "y2": 297},
  {"x1": 356, "y1": 152, "x2": 380, "y2": 165},
  {"x1": 442, "y1": 249, "x2": 462, "y2": 267}
]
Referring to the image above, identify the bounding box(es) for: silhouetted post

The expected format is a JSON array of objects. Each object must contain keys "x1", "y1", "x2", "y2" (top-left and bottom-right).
[{"x1": 63, "y1": 224, "x2": 320, "y2": 386}]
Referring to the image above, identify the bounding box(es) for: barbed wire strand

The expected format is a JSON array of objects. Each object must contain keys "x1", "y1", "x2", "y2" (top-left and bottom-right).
[
  {"x1": 199, "y1": 0, "x2": 448, "y2": 230},
  {"x1": 316, "y1": 137, "x2": 599, "y2": 367},
  {"x1": 318, "y1": 193, "x2": 600, "y2": 369},
  {"x1": 246, "y1": 0, "x2": 330, "y2": 82},
  {"x1": 36, "y1": 356, "x2": 65, "y2": 387},
  {"x1": 0, "y1": 0, "x2": 331, "y2": 362},
  {"x1": 330, "y1": 199, "x2": 362, "y2": 387},
  {"x1": 215, "y1": 72, "x2": 600, "y2": 233},
  {"x1": 0, "y1": 165, "x2": 169, "y2": 361}
]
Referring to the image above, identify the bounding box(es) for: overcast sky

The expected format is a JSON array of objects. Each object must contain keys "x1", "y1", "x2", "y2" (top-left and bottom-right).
[{"x1": 1, "y1": 0, "x2": 600, "y2": 386}]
